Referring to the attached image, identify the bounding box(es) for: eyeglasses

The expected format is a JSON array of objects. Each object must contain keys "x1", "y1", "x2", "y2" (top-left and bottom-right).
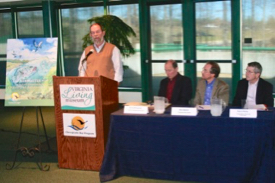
[
  {"x1": 245, "y1": 69, "x2": 256, "y2": 74},
  {"x1": 90, "y1": 30, "x2": 102, "y2": 35},
  {"x1": 202, "y1": 68, "x2": 210, "y2": 73}
]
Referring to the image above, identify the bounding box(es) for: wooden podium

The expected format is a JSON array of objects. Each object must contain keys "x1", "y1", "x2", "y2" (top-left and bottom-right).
[{"x1": 53, "y1": 76, "x2": 119, "y2": 171}]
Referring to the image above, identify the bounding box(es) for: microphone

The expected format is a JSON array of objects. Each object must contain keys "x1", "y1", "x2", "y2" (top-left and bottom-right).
[{"x1": 82, "y1": 49, "x2": 94, "y2": 64}]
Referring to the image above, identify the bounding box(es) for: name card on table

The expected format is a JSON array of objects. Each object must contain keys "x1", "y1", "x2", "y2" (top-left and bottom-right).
[
  {"x1": 229, "y1": 109, "x2": 257, "y2": 118},
  {"x1": 171, "y1": 107, "x2": 198, "y2": 116},
  {"x1": 124, "y1": 106, "x2": 149, "y2": 114}
]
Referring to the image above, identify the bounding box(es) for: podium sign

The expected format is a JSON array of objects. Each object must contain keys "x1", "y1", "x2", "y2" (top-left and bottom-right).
[{"x1": 60, "y1": 84, "x2": 95, "y2": 110}]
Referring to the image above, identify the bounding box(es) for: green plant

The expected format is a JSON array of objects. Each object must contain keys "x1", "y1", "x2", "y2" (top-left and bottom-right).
[{"x1": 82, "y1": 15, "x2": 136, "y2": 57}]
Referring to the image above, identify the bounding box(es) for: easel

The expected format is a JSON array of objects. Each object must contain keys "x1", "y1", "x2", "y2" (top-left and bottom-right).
[{"x1": 6, "y1": 106, "x2": 51, "y2": 171}]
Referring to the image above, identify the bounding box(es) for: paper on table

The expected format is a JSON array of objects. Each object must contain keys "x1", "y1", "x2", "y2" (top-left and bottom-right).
[
  {"x1": 124, "y1": 102, "x2": 171, "y2": 110},
  {"x1": 124, "y1": 102, "x2": 148, "y2": 106},
  {"x1": 252, "y1": 104, "x2": 267, "y2": 111},
  {"x1": 196, "y1": 105, "x2": 211, "y2": 110}
]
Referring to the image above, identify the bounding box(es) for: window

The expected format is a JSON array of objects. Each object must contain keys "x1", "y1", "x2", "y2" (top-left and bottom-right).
[
  {"x1": 150, "y1": 4, "x2": 183, "y2": 60},
  {"x1": 61, "y1": 7, "x2": 104, "y2": 76},
  {"x1": 196, "y1": 1, "x2": 231, "y2": 60},
  {"x1": 17, "y1": 10, "x2": 44, "y2": 37},
  {"x1": 109, "y1": 4, "x2": 141, "y2": 87},
  {"x1": 0, "y1": 12, "x2": 13, "y2": 87},
  {"x1": 150, "y1": 4, "x2": 183, "y2": 96},
  {"x1": 242, "y1": 0, "x2": 275, "y2": 92}
]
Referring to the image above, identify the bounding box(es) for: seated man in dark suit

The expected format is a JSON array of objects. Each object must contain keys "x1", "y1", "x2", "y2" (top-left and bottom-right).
[
  {"x1": 233, "y1": 61, "x2": 274, "y2": 107},
  {"x1": 158, "y1": 60, "x2": 192, "y2": 105}
]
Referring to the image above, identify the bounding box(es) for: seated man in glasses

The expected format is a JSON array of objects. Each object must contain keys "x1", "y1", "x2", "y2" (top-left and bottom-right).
[
  {"x1": 158, "y1": 60, "x2": 192, "y2": 105},
  {"x1": 194, "y1": 61, "x2": 229, "y2": 105},
  {"x1": 232, "y1": 61, "x2": 274, "y2": 107}
]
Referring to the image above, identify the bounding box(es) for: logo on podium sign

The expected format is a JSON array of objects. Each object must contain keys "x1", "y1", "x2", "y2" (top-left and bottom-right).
[
  {"x1": 63, "y1": 113, "x2": 96, "y2": 138},
  {"x1": 60, "y1": 84, "x2": 95, "y2": 110}
]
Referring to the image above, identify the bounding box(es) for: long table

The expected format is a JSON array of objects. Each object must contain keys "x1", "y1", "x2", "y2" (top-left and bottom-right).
[{"x1": 99, "y1": 108, "x2": 275, "y2": 183}]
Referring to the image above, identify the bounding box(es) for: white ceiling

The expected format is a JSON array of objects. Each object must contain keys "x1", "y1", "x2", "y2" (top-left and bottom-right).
[{"x1": 0, "y1": 0, "x2": 71, "y2": 7}]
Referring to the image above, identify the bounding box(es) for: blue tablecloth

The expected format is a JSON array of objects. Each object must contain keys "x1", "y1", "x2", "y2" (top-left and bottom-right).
[{"x1": 100, "y1": 108, "x2": 275, "y2": 183}]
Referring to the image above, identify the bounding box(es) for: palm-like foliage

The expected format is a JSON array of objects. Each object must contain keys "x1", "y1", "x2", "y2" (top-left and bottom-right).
[{"x1": 82, "y1": 15, "x2": 136, "y2": 57}]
